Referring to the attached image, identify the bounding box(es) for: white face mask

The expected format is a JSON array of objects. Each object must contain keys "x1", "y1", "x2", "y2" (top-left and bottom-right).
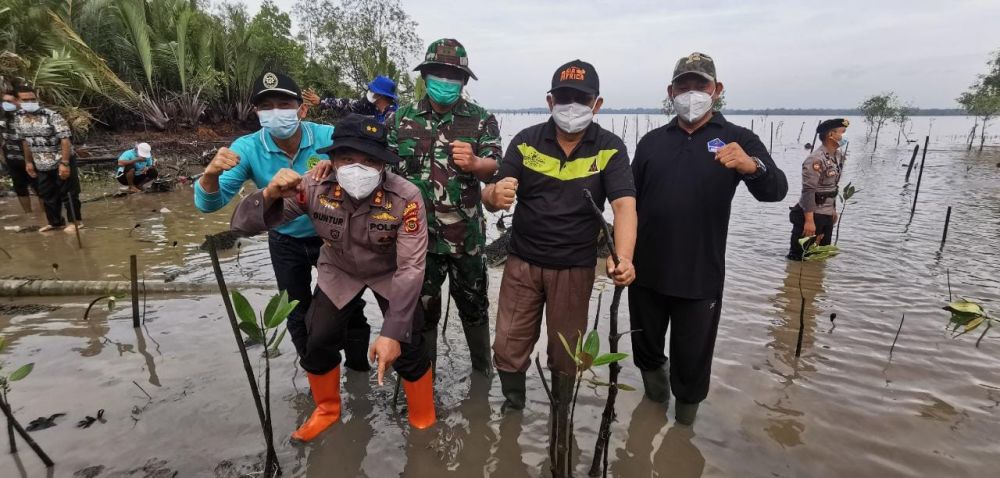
[
  {"x1": 672, "y1": 90, "x2": 714, "y2": 123},
  {"x1": 551, "y1": 102, "x2": 595, "y2": 134},
  {"x1": 366, "y1": 91, "x2": 376, "y2": 103},
  {"x1": 2, "y1": 102, "x2": 16, "y2": 112},
  {"x1": 336, "y1": 163, "x2": 383, "y2": 199},
  {"x1": 20, "y1": 102, "x2": 40, "y2": 113},
  {"x1": 257, "y1": 108, "x2": 300, "y2": 139}
]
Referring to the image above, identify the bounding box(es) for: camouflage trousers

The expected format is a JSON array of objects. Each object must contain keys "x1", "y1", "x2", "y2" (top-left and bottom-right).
[{"x1": 421, "y1": 252, "x2": 489, "y2": 329}]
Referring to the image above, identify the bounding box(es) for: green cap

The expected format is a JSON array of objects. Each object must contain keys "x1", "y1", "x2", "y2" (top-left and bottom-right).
[
  {"x1": 415, "y1": 38, "x2": 477, "y2": 80},
  {"x1": 671, "y1": 52, "x2": 716, "y2": 82}
]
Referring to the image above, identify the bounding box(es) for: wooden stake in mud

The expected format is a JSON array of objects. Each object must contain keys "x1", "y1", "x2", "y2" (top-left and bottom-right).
[
  {"x1": 889, "y1": 314, "x2": 905, "y2": 359},
  {"x1": 206, "y1": 235, "x2": 278, "y2": 475},
  {"x1": 0, "y1": 398, "x2": 54, "y2": 467},
  {"x1": 583, "y1": 189, "x2": 628, "y2": 477},
  {"x1": 940, "y1": 206, "x2": 952, "y2": 252},
  {"x1": 66, "y1": 193, "x2": 83, "y2": 249},
  {"x1": 130, "y1": 255, "x2": 140, "y2": 328},
  {"x1": 904, "y1": 140, "x2": 922, "y2": 183},
  {"x1": 769, "y1": 122, "x2": 774, "y2": 155},
  {"x1": 909, "y1": 136, "x2": 929, "y2": 220}
]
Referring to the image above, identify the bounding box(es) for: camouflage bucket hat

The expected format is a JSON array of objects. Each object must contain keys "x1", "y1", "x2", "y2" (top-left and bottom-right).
[
  {"x1": 672, "y1": 52, "x2": 716, "y2": 82},
  {"x1": 415, "y1": 38, "x2": 477, "y2": 80}
]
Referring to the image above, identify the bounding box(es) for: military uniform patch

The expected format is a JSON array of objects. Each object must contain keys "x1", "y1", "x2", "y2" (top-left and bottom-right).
[
  {"x1": 402, "y1": 201, "x2": 420, "y2": 234},
  {"x1": 370, "y1": 211, "x2": 398, "y2": 221},
  {"x1": 812, "y1": 162, "x2": 822, "y2": 171},
  {"x1": 318, "y1": 194, "x2": 341, "y2": 209}
]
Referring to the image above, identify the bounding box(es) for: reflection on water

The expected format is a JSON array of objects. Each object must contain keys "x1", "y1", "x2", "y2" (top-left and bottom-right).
[{"x1": 1, "y1": 115, "x2": 999, "y2": 476}]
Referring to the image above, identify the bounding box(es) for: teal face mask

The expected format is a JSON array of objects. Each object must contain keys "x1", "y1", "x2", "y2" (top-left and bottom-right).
[{"x1": 425, "y1": 74, "x2": 463, "y2": 106}]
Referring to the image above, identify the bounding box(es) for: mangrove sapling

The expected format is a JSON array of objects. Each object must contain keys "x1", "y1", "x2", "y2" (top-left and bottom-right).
[
  {"x1": 0, "y1": 336, "x2": 52, "y2": 467},
  {"x1": 83, "y1": 295, "x2": 118, "y2": 321},
  {"x1": 553, "y1": 330, "x2": 629, "y2": 478},
  {"x1": 206, "y1": 235, "x2": 279, "y2": 477},
  {"x1": 833, "y1": 182, "x2": 858, "y2": 246},
  {"x1": 943, "y1": 299, "x2": 996, "y2": 348},
  {"x1": 232, "y1": 290, "x2": 298, "y2": 477}
]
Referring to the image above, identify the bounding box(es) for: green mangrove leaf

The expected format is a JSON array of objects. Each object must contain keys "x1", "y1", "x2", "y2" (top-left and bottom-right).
[
  {"x1": 586, "y1": 379, "x2": 612, "y2": 387},
  {"x1": 965, "y1": 316, "x2": 986, "y2": 332},
  {"x1": 263, "y1": 292, "x2": 283, "y2": 325},
  {"x1": 0, "y1": 336, "x2": 6, "y2": 352},
  {"x1": 9, "y1": 362, "x2": 33, "y2": 381},
  {"x1": 239, "y1": 321, "x2": 263, "y2": 343},
  {"x1": 592, "y1": 352, "x2": 629, "y2": 367},
  {"x1": 558, "y1": 332, "x2": 577, "y2": 362},
  {"x1": 584, "y1": 330, "x2": 600, "y2": 358},
  {"x1": 579, "y1": 351, "x2": 594, "y2": 370},
  {"x1": 798, "y1": 236, "x2": 815, "y2": 248},
  {"x1": 267, "y1": 299, "x2": 299, "y2": 329},
  {"x1": 231, "y1": 291, "x2": 257, "y2": 325},
  {"x1": 944, "y1": 300, "x2": 986, "y2": 317}
]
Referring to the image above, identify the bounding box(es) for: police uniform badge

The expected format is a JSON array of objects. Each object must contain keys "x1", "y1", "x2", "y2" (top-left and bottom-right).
[
  {"x1": 403, "y1": 201, "x2": 420, "y2": 234},
  {"x1": 262, "y1": 72, "x2": 278, "y2": 89}
]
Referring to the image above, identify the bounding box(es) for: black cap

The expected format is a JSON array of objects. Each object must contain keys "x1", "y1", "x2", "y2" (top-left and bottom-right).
[
  {"x1": 549, "y1": 60, "x2": 599, "y2": 96},
  {"x1": 317, "y1": 114, "x2": 401, "y2": 164},
  {"x1": 251, "y1": 71, "x2": 301, "y2": 104},
  {"x1": 817, "y1": 118, "x2": 850, "y2": 136}
]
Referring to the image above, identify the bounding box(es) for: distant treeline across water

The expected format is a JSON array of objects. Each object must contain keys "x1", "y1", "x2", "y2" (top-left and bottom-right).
[{"x1": 494, "y1": 107, "x2": 967, "y2": 116}]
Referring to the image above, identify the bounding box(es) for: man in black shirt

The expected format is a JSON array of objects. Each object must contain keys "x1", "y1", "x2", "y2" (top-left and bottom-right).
[
  {"x1": 483, "y1": 60, "x2": 637, "y2": 410},
  {"x1": 630, "y1": 52, "x2": 787, "y2": 425}
]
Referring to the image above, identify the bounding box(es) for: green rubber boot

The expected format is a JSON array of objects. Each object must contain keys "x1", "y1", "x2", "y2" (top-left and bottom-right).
[
  {"x1": 640, "y1": 362, "x2": 670, "y2": 404},
  {"x1": 498, "y1": 370, "x2": 526, "y2": 411},
  {"x1": 675, "y1": 401, "x2": 700, "y2": 426},
  {"x1": 462, "y1": 321, "x2": 494, "y2": 377}
]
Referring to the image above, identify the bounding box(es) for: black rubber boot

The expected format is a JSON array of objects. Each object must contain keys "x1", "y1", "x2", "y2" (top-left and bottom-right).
[
  {"x1": 462, "y1": 321, "x2": 493, "y2": 377},
  {"x1": 343, "y1": 324, "x2": 371, "y2": 371},
  {"x1": 498, "y1": 370, "x2": 526, "y2": 411},
  {"x1": 675, "y1": 401, "x2": 700, "y2": 426},
  {"x1": 640, "y1": 362, "x2": 670, "y2": 404}
]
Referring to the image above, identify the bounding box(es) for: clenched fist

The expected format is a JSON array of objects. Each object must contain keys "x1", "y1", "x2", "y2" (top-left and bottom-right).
[
  {"x1": 715, "y1": 142, "x2": 757, "y2": 175},
  {"x1": 263, "y1": 168, "x2": 303, "y2": 201},
  {"x1": 491, "y1": 177, "x2": 518, "y2": 210},
  {"x1": 450, "y1": 140, "x2": 479, "y2": 172},
  {"x1": 205, "y1": 147, "x2": 241, "y2": 177}
]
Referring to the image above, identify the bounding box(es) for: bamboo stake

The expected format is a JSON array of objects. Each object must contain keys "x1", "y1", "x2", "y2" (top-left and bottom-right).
[
  {"x1": 889, "y1": 314, "x2": 905, "y2": 358},
  {"x1": 0, "y1": 398, "x2": 53, "y2": 467},
  {"x1": 909, "y1": 136, "x2": 929, "y2": 220},
  {"x1": 939, "y1": 206, "x2": 951, "y2": 252},
  {"x1": 206, "y1": 235, "x2": 278, "y2": 475},
  {"x1": 130, "y1": 255, "x2": 140, "y2": 328}
]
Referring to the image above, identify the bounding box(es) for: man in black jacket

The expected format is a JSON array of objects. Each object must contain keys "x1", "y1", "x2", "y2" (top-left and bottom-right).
[{"x1": 630, "y1": 52, "x2": 788, "y2": 426}]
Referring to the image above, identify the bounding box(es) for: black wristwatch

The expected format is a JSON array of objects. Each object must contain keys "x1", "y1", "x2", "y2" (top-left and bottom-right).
[{"x1": 743, "y1": 156, "x2": 767, "y2": 180}]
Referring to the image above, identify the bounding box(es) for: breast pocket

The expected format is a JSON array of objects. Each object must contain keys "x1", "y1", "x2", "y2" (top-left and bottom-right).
[{"x1": 367, "y1": 219, "x2": 400, "y2": 254}]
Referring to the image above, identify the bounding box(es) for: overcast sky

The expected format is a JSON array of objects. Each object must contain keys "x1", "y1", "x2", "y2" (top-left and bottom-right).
[{"x1": 240, "y1": 0, "x2": 999, "y2": 109}]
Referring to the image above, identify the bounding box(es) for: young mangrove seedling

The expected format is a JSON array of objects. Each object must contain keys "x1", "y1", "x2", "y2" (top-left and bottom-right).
[
  {"x1": 833, "y1": 182, "x2": 858, "y2": 246},
  {"x1": 943, "y1": 299, "x2": 995, "y2": 348},
  {"x1": 794, "y1": 235, "x2": 839, "y2": 357},
  {"x1": 231, "y1": 290, "x2": 299, "y2": 476},
  {"x1": 550, "y1": 330, "x2": 630, "y2": 478},
  {"x1": 0, "y1": 336, "x2": 52, "y2": 467}
]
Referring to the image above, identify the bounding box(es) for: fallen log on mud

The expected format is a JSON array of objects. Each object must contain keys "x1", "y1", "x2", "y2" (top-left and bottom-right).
[{"x1": 0, "y1": 279, "x2": 267, "y2": 297}]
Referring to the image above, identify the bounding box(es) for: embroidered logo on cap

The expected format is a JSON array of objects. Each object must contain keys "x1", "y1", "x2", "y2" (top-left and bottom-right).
[
  {"x1": 560, "y1": 66, "x2": 586, "y2": 82},
  {"x1": 262, "y1": 72, "x2": 278, "y2": 89}
]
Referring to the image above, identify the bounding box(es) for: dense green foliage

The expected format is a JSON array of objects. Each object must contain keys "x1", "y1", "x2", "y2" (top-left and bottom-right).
[{"x1": 0, "y1": 0, "x2": 420, "y2": 135}]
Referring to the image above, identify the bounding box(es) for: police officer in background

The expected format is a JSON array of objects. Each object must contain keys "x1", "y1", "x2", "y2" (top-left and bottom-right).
[
  {"x1": 787, "y1": 118, "x2": 849, "y2": 260},
  {"x1": 231, "y1": 114, "x2": 435, "y2": 441}
]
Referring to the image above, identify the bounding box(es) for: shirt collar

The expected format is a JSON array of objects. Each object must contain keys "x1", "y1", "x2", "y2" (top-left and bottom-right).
[{"x1": 665, "y1": 112, "x2": 727, "y2": 132}]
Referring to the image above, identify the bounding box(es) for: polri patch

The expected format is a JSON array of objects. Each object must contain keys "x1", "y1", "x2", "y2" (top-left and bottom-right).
[{"x1": 707, "y1": 138, "x2": 726, "y2": 153}]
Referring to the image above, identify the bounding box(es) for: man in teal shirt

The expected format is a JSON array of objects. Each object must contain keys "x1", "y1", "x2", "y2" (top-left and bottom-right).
[
  {"x1": 194, "y1": 71, "x2": 369, "y2": 368},
  {"x1": 116, "y1": 142, "x2": 158, "y2": 193}
]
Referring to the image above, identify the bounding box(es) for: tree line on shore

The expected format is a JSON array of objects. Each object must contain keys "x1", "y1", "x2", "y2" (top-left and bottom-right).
[{"x1": 0, "y1": 0, "x2": 420, "y2": 140}]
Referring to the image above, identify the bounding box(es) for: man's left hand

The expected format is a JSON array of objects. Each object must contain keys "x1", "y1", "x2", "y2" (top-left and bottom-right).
[
  {"x1": 451, "y1": 140, "x2": 479, "y2": 173},
  {"x1": 369, "y1": 335, "x2": 401, "y2": 386},
  {"x1": 58, "y1": 163, "x2": 70, "y2": 180},
  {"x1": 716, "y1": 143, "x2": 757, "y2": 175},
  {"x1": 606, "y1": 256, "x2": 636, "y2": 286}
]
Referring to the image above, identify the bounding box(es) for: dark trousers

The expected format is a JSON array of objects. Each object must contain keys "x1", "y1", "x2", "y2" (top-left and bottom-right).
[
  {"x1": 5, "y1": 158, "x2": 37, "y2": 197},
  {"x1": 36, "y1": 163, "x2": 81, "y2": 227},
  {"x1": 628, "y1": 284, "x2": 723, "y2": 404},
  {"x1": 267, "y1": 231, "x2": 367, "y2": 356},
  {"x1": 116, "y1": 164, "x2": 158, "y2": 186},
  {"x1": 301, "y1": 287, "x2": 430, "y2": 381},
  {"x1": 420, "y1": 252, "x2": 489, "y2": 329},
  {"x1": 787, "y1": 206, "x2": 834, "y2": 259}
]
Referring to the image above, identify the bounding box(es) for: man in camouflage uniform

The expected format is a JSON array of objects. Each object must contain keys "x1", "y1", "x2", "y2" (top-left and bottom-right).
[{"x1": 386, "y1": 38, "x2": 501, "y2": 376}]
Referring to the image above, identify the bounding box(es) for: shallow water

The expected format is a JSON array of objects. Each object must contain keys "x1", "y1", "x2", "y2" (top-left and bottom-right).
[{"x1": 1, "y1": 115, "x2": 999, "y2": 477}]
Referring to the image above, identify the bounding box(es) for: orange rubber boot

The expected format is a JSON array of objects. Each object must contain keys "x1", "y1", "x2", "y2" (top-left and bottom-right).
[
  {"x1": 403, "y1": 368, "x2": 436, "y2": 429},
  {"x1": 291, "y1": 367, "x2": 342, "y2": 442}
]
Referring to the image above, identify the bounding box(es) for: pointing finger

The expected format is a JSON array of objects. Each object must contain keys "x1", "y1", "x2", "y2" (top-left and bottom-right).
[{"x1": 377, "y1": 358, "x2": 386, "y2": 386}]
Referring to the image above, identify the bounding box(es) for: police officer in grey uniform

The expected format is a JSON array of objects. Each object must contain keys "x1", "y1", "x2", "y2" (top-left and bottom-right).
[{"x1": 787, "y1": 118, "x2": 849, "y2": 260}]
